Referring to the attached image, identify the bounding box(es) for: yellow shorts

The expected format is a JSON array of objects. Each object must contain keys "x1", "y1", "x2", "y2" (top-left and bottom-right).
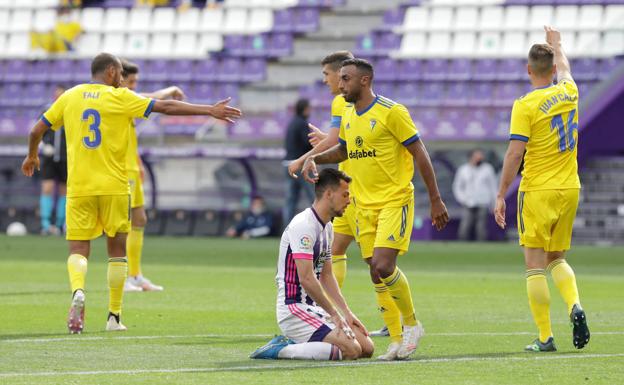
[
  {"x1": 517, "y1": 189, "x2": 579, "y2": 252},
  {"x1": 66, "y1": 194, "x2": 131, "y2": 241},
  {"x1": 356, "y1": 198, "x2": 414, "y2": 259},
  {"x1": 128, "y1": 170, "x2": 145, "y2": 208},
  {"x1": 333, "y1": 198, "x2": 357, "y2": 240}
]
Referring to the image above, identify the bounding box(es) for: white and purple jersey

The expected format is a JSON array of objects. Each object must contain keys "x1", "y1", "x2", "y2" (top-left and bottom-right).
[{"x1": 276, "y1": 207, "x2": 333, "y2": 307}]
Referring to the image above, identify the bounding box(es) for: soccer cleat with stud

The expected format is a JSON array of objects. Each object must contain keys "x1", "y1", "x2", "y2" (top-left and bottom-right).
[
  {"x1": 397, "y1": 322, "x2": 425, "y2": 359},
  {"x1": 525, "y1": 336, "x2": 557, "y2": 352},
  {"x1": 250, "y1": 335, "x2": 293, "y2": 359},
  {"x1": 370, "y1": 325, "x2": 390, "y2": 337},
  {"x1": 570, "y1": 304, "x2": 590, "y2": 349},
  {"x1": 105, "y1": 312, "x2": 127, "y2": 332},
  {"x1": 67, "y1": 290, "x2": 85, "y2": 334},
  {"x1": 377, "y1": 341, "x2": 401, "y2": 361}
]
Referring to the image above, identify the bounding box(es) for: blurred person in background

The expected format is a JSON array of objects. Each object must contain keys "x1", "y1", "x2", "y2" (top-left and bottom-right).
[
  {"x1": 31, "y1": 7, "x2": 82, "y2": 54},
  {"x1": 226, "y1": 196, "x2": 274, "y2": 239},
  {"x1": 39, "y1": 85, "x2": 68, "y2": 235},
  {"x1": 452, "y1": 149, "x2": 498, "y2": 241},
  {"x1": 283, "y1": 99, "x2": 315, "y2": 225}
]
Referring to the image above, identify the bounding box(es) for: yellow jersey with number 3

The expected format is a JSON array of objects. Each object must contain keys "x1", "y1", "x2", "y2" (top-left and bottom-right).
[
  {"x1": 509, "y1": 79, "x2": 581, "y2": 192},
  {"x1": 42, "y1": 83, "x2": 154, "y2": 198},
  {"x1": 338, "y1": 95, "x2": 420, "y2": 209},
  {"x1": 330, "y1": 94, "x2": 350, "y2": 175}
]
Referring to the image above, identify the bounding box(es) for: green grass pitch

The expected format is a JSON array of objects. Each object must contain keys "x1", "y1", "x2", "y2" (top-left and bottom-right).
[{"x1": 0, "y1": 235, "x2": 623, "y2": 384}]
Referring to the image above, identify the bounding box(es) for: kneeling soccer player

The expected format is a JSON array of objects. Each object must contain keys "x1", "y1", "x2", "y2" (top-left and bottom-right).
[{"x1": 251, "y1": 168, "x2": 374, "y2": 360}]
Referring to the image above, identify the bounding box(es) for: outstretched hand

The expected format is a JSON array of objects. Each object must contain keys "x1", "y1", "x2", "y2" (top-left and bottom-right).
[
  {"x1": 210, "y1": 97, "x2": 242, "y2": 123},
  {"x1": 308, "y1": 123, "x2": 327, "y2": 147},
  {"x1": 544, "y1": 25, "x2": 561, "y2": 47}
]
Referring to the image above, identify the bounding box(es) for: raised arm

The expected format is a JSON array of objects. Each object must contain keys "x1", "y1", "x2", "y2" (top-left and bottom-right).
[
  {"x1": 21, "y1": 120, "x2": 50, "y2": 177},
  {"x1": 545, "y1": 25, "x2": 573, "y2": 83},
  {"x1": 151, "y1": 97, "x2": 242, "y2": 123},
  {"x1": 405, "y1": 140, "x2": 449, "y2": 230}
]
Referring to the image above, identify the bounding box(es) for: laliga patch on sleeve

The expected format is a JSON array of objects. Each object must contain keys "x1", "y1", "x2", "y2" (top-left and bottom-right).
[{"x1": 299, "y1": 235, "x2": 313, "y2": 252}]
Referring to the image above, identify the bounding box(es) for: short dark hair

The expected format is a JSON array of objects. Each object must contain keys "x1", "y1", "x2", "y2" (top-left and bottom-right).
[
  {"x1": 341, "y1": 58, "x2": 374, "y2": 80},
  {"x1": 321, "y1": 51, "x2": 354, "y2": 71},
  {"x1": 315, "y1": 168, "x2": 351, "y2": 199},
  {"x1": 295, "y1": 98, "x2": 310, "y2": 116},
  {"x1": 121, "y1": 59, "x2": 139, "y2": 78},
  {"x1": 528, "y1": 44, "x2": 554, "y2": 78},
  {"x1": 91, "y1": 52, "x2": 120, "y2": 76}
]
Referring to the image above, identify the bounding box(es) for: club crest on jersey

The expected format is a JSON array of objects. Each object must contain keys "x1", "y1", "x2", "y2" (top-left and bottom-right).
[
  {"x1": 355, "y1": 136, "x2": 363, "y2": 148},
  {"x1": 370, "y1": 119, "x2": 377, "y2": 130},
  {"x1": 300, "y1": 235, "x2": 312, "y2": 251}
]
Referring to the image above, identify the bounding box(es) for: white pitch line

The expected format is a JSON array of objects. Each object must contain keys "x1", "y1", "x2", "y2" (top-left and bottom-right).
[
  {"x1": 2, "y1": 331, "x2": 623, "y2": 344},
  {"x1": 1, "y1": 353, "x2": 623, "y2": 378}
]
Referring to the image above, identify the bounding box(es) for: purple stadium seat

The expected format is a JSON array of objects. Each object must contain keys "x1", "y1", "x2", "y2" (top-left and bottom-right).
[
  {"x1": 143, "y1": 61, "x2": 169, "y2": 82},
  {"x1": 420, "y1": 82, "x2": 444, "y2": 106},
  {"x1": 469, "y1": 83, "x2": 495, "y2": 106},
  {"x1": 29, "y1": 61, "x2": 51, "y2": 83},
  {"x1": 375, "y1": 81, "x2": 396, "y2": 100},
  {"x1": 248, "y1": 35, "x2": 269, "y2": 57},
  {"x1": 444, "y1": 82, "x2": 470, "y2": 107},
  {"x1": 571, "y1": 58, "x2": 598, "y2": 81},
  {"x1": 447, "y1": 59, "x2": 472, "y2": 81},
  {"x1": 379, "y1": 8, "x2": 404, "y2": 31},
  {"x1": 375, "y1": 32, "x2": 401, "y2": 54},
  {"x1": 416, "y1": 107, "x2": 439, "y2": 134},
  {"x1": 268, "y1": 33, "x2": 293, "y2": 57},
  {"x1": 399, "y1": 59, "x2": 422, "y2": 81},
  {"x1": 169, "y1": 60, "x2": 194, "y2": 82},
  {"x1": 216, "y1": 83, "x2": 239, "y2": 105},
  {"x1": 242, "y1": 59, "x2": 266, "y2": 83},
  {"x1": 294, "y1": 8, "x2": 320, "y2": 33},
  {"x1": 472, "y1": 59, "x2": 498, "y2": 81},
  {"x1": 22, "y1": 83, "x2": 48, "y2": 107},
  {"x1": 218, "y1": 58, "x2": 243, "y2": 83},
  {"x1": 494, "y1": 82, "x2": 522, "y2": 108},
  {"x1": 189, "y1": 83, "x2": 216, "y2": 104},
  {"x1": 466, "y1": 108, "x2": 495, "y2": 138},
  {"x1": 496, "y1": 59, "x2": 525, "y2": 81},
  {"x1": 0, "y1": 84, "x2": 23, "y2": 107},
  {"x1": 224, "y1": 35, "x2": 247, "y2": 56},
  {"x1": 598, "y1": 57, "x2": 621, "y2": 80},
  {"x1": 422, "y1": 59, "x2": 448, "y2": 81},
  {"x1": 49, "y1": 59, "x2": 74, "y2": 83},
  {"x1": 375, "y1": 58, "x2": 398, "y2": 82},
  {"x1": 273, "y1": 9, "x2": 294, "y2": 32},
  {"x1": 73, "y1": 60, "x2": 91, "y2": 83},
  {"x1": 396, "y1": 83, "x2": 420, "y2": 106},
  {"x1": 104, "y1": 0, "x2": 134, "y2": 6},
  {"x1": 577, "y1": 81, "x2": 592, "y2": 98},
  {"x1": 4, "y1": 60, "x2": 27, "y2": 82},
  {"x1": 194, "y1": 59, "x2": 219, "y2": 82}
]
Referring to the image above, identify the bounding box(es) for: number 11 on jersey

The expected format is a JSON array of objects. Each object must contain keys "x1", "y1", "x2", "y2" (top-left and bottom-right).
[{"x1": 550, "y1": 108, "x2": 578, "y2": 152}]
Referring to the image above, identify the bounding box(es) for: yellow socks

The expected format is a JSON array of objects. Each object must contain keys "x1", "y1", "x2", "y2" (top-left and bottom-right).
[
  {"x1": 548, "y1": 259, "x2": 580, "y2": 315},
  {"x1": 374, "y1": 282, "x2": 403, "y2": 343},
  {"x1": 526, "y1": 269, "x2": 552, "y2": 343},
  {"x1": 108, "y1": 257, "x2": 128, "y2": 315},
  {"x1": 127, "y1": 227, "x2": 144, "y2": 277},
  {"x1": 331, "y1": 254, "x2": 347, "y2": 288},
  {"x1": 380, "y1": 267, "x2": 418, "y2": 327},
  {"x1": 67, "y1": 254, "x2": 88, "y2": 293}
]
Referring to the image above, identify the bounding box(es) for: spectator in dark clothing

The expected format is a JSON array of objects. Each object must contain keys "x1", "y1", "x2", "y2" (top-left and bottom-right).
[
  {"x1": 39, "y1": 85, "x2": 68, "y2": 235},
  {"x1": 226, "y1": 196, "x2": 274, "y2": 239},
  {"x1": 283, "y1": 99, "x2": 315, "y2": 225}
]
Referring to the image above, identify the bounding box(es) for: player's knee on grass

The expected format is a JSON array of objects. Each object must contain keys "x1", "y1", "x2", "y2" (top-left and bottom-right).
[
  {"x1": 340, "y1": 339, "x2": 362, "y2": 360},
  {"x1": 358, "y1": 336, "x2": 374, "y2": 358},
  {"x1": 131, "y1": 207, "x2": 147, "y2": 228}
]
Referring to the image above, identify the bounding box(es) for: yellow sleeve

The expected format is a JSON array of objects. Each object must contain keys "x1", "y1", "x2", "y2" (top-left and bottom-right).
[
  {"x1": 560, "y1": 79, "x2": 578, "y2": 98},
  {"x1": 338, "y1": 113, "x2": 346, "y2": 146},
  {"x1": 509, "y1": 99, "x2": 531, "y2": 142},
  {"x1": 41, "y1": 92, "x2": 68, "y2": 131},
  {"x1": 387, "y1": 104, "x2": 419, "y2": 145},
  {"x1": 121, "y1": 88, "x2": 154, "y2": 119},
  {"x1": 330, "y1": 96, "x2": 345, "y2": 129}
]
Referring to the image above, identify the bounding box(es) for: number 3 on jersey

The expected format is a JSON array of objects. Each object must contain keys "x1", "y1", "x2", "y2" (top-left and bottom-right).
[
  {"x1": 82, "y1": 109, "x2": 101, "y2": 149},
  {"x1": 550, "y1": 108, "x2": 577, "y2": 152}
]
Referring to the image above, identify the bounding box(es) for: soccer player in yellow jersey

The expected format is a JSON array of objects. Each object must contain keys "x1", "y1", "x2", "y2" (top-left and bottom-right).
[
  {"x1": 495, "y1": 26, "x2": 589, "y2": 352},
  {"x1": 302, "y1": 58, "x2": 449, "y2": 360},
  {"x1": 22, "y1": 52, "x2": 242, "y2": 334},
  {"x1": 120, "y1": 59, "x2": 186, "y2": 292},
  {"x1": 288, "y1": 51, "x2": 355, "y2": 289}
]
